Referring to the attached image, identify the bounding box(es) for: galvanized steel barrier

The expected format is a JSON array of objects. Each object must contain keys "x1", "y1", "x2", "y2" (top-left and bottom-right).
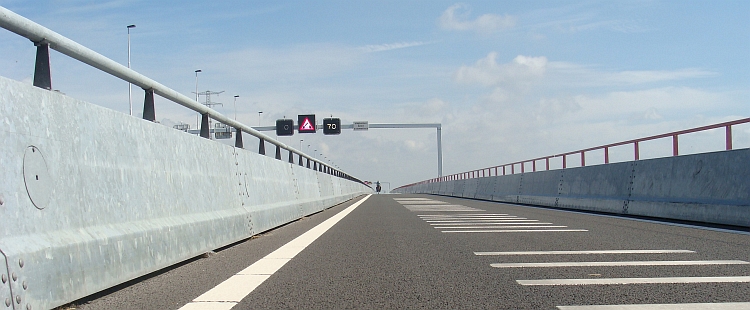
[
  {"x1": 0, "y1": 6, "x2": 370, "y2": 310},
  {"x1": 395, "y1": 129, "x2": 750, "y2": 228}
]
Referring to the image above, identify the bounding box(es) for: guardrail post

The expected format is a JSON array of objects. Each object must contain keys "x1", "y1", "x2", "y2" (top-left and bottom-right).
[
  {"x1": 580, "y1": 151, "x2": 585, "y2": 167},
  {"x1": 288, "y1": 150, "x2": 294, "y2": 163},
  {"x1": 604, "y1": 147, "x2": 609, "y2": 164},
  {"x1": 502, "y1": 166, "x2": 506, "y2": 175},
  {"x1": 307, "y1": 158, "x2": 311, "y2": 168},
  {"x1": 235, "y1": 128, "x2": 243, "y2": 148},
  {"x1": 634, "y1": 141, "x2": 640, "y2": 160},
  {"x1": 275, "y1": 145, "x2": 281, "y2": 160},
  {"x1": 562, "y1": 155, "x2": 567, "y2": 169},
  {"x1": 545, "y1": 158, "x2": 550, "y2": 170},
  {"x1": 33, "y1": 42, "x2": 52, "y2": 90},
  {"x1": 142, "y1": 88, "x2": 155, "y2": 121},
  {"x1": 672, "y1": 134, "x2": 678, "y2": 156},
  {"x1": 511, "y1": 165, "x2": 515, "y2": 174},
  {"x1": 298, "y1": 154, "x2": 303, "y2": 166},
  {"x1": 200, "y1": 113, "x2": 210, "y2": 138},
  {"x1": 726, "y1": 125, "x2": 733, "y2": 150},
  {"x1": 258, "y1": 138, "x2": 265, "y2": 155},
  {"x1": 533, "y1": 160, "x2": 536, "y2": 172},
  {"x1": 521, "y1": 162, "x2": 525, "y2": 173}
]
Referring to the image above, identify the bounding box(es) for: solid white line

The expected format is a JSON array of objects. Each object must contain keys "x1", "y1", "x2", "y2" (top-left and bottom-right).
[
  {"x1": 443, "y1": 229, "x2": 588, "y2": 233},
  {"x1": 179, "y1": 194, "x2": 372, "y2": 310},
  {"x1": 557, "y1": 302, "x2": 750, "y2": 310},
  {"x1": 438, "y1": 226, "x2": 568, "y2": 229},
  {"x1": 433, "y1": 222, "x2": 555, "y2": 226},
  {"x1": 475, "y1": 250, "x2": 696, "y2": 255},
  {"x1": 393, "y1": 198, "x2": 431, "y2": 200},
  {"x1": 517, "y1": 276, "x2": 750, "y2": 286},
  {"x1": 491, "y1": 260, "x2": 748, "y2": 268}
]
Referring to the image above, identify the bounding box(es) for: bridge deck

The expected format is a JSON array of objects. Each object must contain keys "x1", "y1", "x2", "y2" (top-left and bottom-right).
[{"x1": 72, "y1": 194, "x2": 750, "y2": 309}]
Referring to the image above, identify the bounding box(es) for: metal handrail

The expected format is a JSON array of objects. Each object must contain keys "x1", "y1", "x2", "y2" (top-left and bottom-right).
[
  {"x1": 0, "y1": 6, "x2": 363, "y2": 184},
  {"x1": 396, "y1": 117, "x2": 749, "y2": 189}
]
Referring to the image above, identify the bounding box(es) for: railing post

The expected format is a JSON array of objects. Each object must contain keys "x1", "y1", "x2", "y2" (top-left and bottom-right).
[
  {"x1": 258, "y1": 138, "x2": 265, "y2": 155},
  {"x1": 495, "y1": 167, "x2": 498, "y2": 176},
  {"x1": 142, "y1": 88, "x2": 155, "y2": 121},
  {"x1": 288, "y1": 150, "x2": 294, "y2": 163},
  {"x1": 298, "y1": 154, "x2": 303, "y2": 166},
  {"x1": 562, "y1": 155, "x2": 567, "y2": 169},
  {"x1": 726, "y1": 125, "x2": 733, "y2": 150},
  {"x1": 503, "y1": 166, "x2": 506, "y2": 175},
  {"x1": 545, "y1": 158, "x2": 550, "y2": 170},
  {"x1": 672, "y1": 134, "x2": 679, "y2": 156},
  {"x1": 580, "y1": 151, "x2": 585, "y2": 167},
  {"x1": 33, "y1": 42, "x2": 52, "y2": 90},
  {"x1": 235, "y1": 128, "x2": 243, "y2": 148},
  {"x1": 532, "y1": 160, "x2": 536, "y2": 172},
  {"x1": 521, "y1": 162, "x2": 525, "y2": 173},
  {"x1": 604, "y1": 147, "x2": 609, "y2": 164},
  {"x1": 634, "y1": 141, "x2": 640, "y2": 160},
  {"x1": 275, "y1": 145, "x2": 281, "y2": 160},
  {"x1": 307, "y1": 158, "x2": 311, "y2": 168},
  {"x1": 200, "y1": 113, "x2": 210, "y2": 138},
  {"x1": 511, "y1": 164, "x2": 515, "y2": 174}
]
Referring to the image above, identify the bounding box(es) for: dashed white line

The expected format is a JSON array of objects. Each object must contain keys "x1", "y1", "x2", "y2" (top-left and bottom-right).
[
  {"x1": 474, "y1": 250, "x2": 696, "y2": 256},
  {"x1": 438, "y1": 226, "x2": 568, "y2": 229},
  {"x1": 492, "y1": 260, "x2": 749, "y2": 268},
  {"x1": 517, "y1": 276, "x2": 750, "y2": 286},
  {"x1": 556, "y1": 302, "x2": 750, "y2": 309},
  {"x1": 443, "y1": 229, "x2": 588, "y2": 233},
  {"x1": 179, "y1": 194, "x2": 372, "y2": 310}
]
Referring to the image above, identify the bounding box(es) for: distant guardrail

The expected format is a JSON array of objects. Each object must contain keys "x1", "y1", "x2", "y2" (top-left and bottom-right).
[
  {"x1": 396, "y1": 117, "x2": 749, "y2": 190},
  {"x1": 0, "y1": 6, "x2": 364, "y2": 185}
]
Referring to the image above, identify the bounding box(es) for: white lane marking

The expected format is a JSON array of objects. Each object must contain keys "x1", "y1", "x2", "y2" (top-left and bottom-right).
[
  {"x1": 492, "y1": 260, "x2": 749, "y2": 268},
  {"x1": 398, "y1": 202, "x2": 450, "y2": 205},
  {"x1": 557, "y1": 302, "x2": 750, "y2": 309},
  {"x1": 475, "y1": 250, "x2": 696, "y2": 255},
  {"x1": 179, "y1": 302, "x2": 237, "y2": 310},
  {"x1": 438, "y1": 226, "x2": 568, "y2": 229},
  {"x1": 517, "y1": 276, "x2": 750, "y2": 286},
  {"x1": 393, "y1": 198, "x2": 431, "y2": 200},
  {"x1": 418, "y1": 214, "x2": 509, "y2": 217},
  {"x1": 420, "y1": 216, "x2": 521, "y2": 219},
  {"x1": 426, "y1": 219, "x2": 533, "y2": 223},
  {"x1": 433, "y1": 222, "x2": 554, "y2": 226},
  {"x1": 443, "y1": 229, "x2": 588, "y2": 233},
  {"x1": 179, "y1": 194, "x2": 372, "y2": 309}
]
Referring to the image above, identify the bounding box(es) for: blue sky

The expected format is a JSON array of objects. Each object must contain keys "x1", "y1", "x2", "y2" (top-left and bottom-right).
[{"x1": 1, "y1": 1, "x2": 748, "y2": 187}]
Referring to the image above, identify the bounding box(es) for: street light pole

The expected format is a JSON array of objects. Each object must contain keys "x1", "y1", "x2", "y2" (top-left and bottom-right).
[
  {"x1": 258, "y1": 111, "x2": 263, "y2": 126},
  {"x1": 127, "y1": 24, "x2": 135, "y2": 116},
  {"x1": 233, "y1": 95, "x2": 239, "y2": 120},
  {"x1": 194, "y1": 69, "x2": 201, "y2": 129}
]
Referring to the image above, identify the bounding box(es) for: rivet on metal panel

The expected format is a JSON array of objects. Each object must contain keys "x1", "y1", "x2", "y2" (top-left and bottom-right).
[
  {"x1": 1, "y1": 274, "x2": 5, "y2": 283},
  {"x1": 11, "y1": 274, "x2": 16, "y2": 282},
  {"x1": 22, "y1": 281, "x2": 27, "y2": 290},
  {"x1": 15, "y1": 295, "x2": 20, "y2": 304},
  {"x1": 18, "y1": 259, "x2": 23, "y2": 268},
  {"x1": 5, "y1": 298, "x2": 10, "y2": 307},
  {"x1": 26, "y1": 304, "x2": 31, "y2": 310}
]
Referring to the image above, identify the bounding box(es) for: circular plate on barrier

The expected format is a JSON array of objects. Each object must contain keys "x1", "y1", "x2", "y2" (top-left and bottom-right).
[{"x1": 23, "y1": 146, "x2": 52, "y2": 210}]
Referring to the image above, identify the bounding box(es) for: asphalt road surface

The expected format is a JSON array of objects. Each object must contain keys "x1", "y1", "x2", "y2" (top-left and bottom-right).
[{"x1": 67, "y1": 194, "x2": 750, "y2": 309}]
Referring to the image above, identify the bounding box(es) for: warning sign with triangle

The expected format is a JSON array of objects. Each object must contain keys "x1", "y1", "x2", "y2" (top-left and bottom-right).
[{"x1": 298, "y1": 114, "x2": 316, "y2": 133}]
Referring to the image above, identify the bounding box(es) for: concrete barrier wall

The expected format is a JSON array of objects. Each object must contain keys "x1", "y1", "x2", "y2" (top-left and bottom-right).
[
  {"x1": 0, "y1": 77, "x2": 370, "y2": 309},
  {"x1": 395, "y1": 145, "x2": 750, "y2": 228}
]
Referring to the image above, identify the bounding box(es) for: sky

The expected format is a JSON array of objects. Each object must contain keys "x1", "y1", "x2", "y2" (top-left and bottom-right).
[{"x1": 1, "y1": 0, "x2": 748, "y2": 188}]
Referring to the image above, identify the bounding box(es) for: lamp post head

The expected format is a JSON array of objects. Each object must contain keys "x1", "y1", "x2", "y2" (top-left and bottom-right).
[
  {"x1": 195, "y1": 69, "x2": 202, "y2": 73},
  {"x1": 127, "y1": 24, "x2": 136, "y2": 29},
  {"x1": 234, "y1": 95, "x2": 239, "y2": 98}
]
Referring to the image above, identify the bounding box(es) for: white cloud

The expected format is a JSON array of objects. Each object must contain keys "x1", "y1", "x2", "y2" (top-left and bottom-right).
[
  {"x1": 439, "y1": 3, "x2": 516, "y2": 34},
  {"x1": 358, "y1": 41, "x2": 432, "y2": 53},
  {"x1": 454, "y1": 53, "x2": 548, "y2": 91}
]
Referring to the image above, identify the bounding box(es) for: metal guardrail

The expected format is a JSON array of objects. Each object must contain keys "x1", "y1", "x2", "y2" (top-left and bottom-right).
[
  {"x1": 396, "y1": 117, "x2": 750, "y2": 190},
  {"x1": 0, "y1": 6, "x2": 365, "y2": 185}
]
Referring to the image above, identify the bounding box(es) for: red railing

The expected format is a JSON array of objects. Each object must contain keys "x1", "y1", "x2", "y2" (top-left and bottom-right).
[{"x1": 396, "y1": 117, "x2": 749, "y2": 189}]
